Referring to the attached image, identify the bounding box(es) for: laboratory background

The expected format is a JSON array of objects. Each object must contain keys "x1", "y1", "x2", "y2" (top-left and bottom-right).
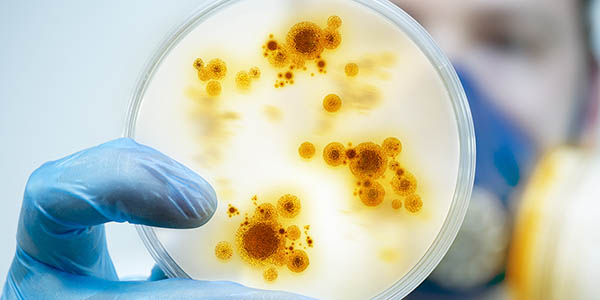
[{"x1": 1, "y1": 0, "x2": 600, "y2": 299}]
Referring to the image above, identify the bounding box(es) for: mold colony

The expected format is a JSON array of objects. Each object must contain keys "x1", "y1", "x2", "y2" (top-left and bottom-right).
[
  {"x1": 298, "y1": 142, "x2": 316, "y2": 159},
  {"x1": 193, "y1": 56, "x2": 261, "y2": 95},
  {"x1": 215, "y1": 194, "x2": 313, "y2": 282},
  {"x1": 345, "y1": 62, "x2": 359, "y2": 77},
  {"x1": 323, "y1": 94, "x2": 342, "y2": 113},
  {"x1": 262, "y1": 16, "x2": 351, "y2": 88},
  {"x1": 300, "y1": 137, "x2": 424, "y2": 213}
]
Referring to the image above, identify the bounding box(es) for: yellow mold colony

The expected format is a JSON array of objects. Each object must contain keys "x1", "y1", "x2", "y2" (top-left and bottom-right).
[
  {"x1": 327, "y1": 15, "x2": 342, "y2": 29},
  {"x1": 287, "y1": 249, "x2": 310, "y2": 273},
  {"x1": 323, "y1": 94, "x2": 342, "y2": 113},
  {"x1": 298, "y1": 141, "x2": 316, "y2": 159},
  {"x1": 206, "y1": 81, "x2": 222, "y2": 97},
  {"x1": 262, "y1": 16, "x2": 343, "y2": 88},
  {"x1": 193, "y1": 57, "x2": 230, "y2": 96},
  {"x1": 404, "y1": 194, "x2": 423, "y2": 213},
  {"x1": 249, "y1": 67, "x2": 261, "y2": 79},
  {"x1": 207, "y1": 58, "x2": 227, "y2": 80},
  {"x1": 286, "y1": 225, "x2": 301, "y2": 241},
  {"x1": 323, "y1": 142, "x2": 345, "y2": 167},
  {"x1": 298, "y1": 137, "x2": 424, "y2": 213},
  {"x1": 391, "y1": 199, "x2": 402, "y2": 210},
  {"x1": 263, "y1": 267, "x2": 278, "y2": 282},
  {"x1": 214, "y1": 194, "x2": 314, "y2": 282},
  {"x1": 382, "y1": 137, "x2": 402, "y2": 157},
  {"x1": 358, "y1": 180, "x2": 385, "y2": 207},
  {"x1": 277, "y1": 194, "x2": 302, "y2": 218},
  {"x1": 235, "y1": 71, "x2": 251, "y2": 90},
  {"x1": 215, "y1": 241, "x2": 233, "y2": 261},
  {"x1": 345, "y1": 62, "x2": 359, "y2": 77},
  {"x1": 390, "y1": 171, "x2": 417, "y2": 196},
  {"x1": 193, "y1": 54, "x2": 261, "y2": 95},
  {"x1": 193, "y1": 58, "x2": 204, "y2": 71}
]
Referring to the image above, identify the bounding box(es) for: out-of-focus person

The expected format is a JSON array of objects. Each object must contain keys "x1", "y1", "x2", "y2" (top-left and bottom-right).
[{"x1": 391, "y1": 0, "x2": 599, "y2": 299}]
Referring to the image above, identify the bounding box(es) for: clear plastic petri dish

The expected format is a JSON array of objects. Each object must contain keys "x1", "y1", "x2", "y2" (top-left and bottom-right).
[{"x1": 125, "y1": 0, "x2": 475, "y2": 299}]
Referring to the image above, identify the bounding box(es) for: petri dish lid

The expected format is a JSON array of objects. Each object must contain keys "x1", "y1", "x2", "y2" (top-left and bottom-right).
[{"x1": 125, "y1": 0, "x2": 475, "y2": 299}]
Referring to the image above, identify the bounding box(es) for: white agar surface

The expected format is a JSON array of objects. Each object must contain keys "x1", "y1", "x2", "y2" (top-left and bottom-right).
[{"x1": 134, "y1": 0, "x2": 460, "y2": 299}]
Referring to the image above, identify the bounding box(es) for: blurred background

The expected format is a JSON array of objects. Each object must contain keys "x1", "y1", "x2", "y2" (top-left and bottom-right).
[{"x1": 1, "y1": 0, "x2": 599, "y2": 299}]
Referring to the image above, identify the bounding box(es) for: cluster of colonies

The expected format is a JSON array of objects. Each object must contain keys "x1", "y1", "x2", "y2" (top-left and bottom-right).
[
  {"x1": 193, "y1": 57, "x2": 261, "y2": 96},
  {"x1": 263, "y1": 16, "x2": 359, "y2": 88},
  {"x1": 215, "y1": 194, "x2": 313, "y2": 283},
  {"x1": 298, "y1": 138, "x2": 423, "y2": 213}
]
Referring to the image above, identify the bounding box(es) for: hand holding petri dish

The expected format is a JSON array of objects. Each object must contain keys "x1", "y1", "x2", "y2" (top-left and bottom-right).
[{"x1": 127, "y1": 0, "x2": 475, "y2": 299}]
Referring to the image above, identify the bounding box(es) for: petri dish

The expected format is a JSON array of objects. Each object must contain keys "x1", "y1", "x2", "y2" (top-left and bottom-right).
[{"x1": 125, "y1": 0, "x2": 475, "y2": 299}]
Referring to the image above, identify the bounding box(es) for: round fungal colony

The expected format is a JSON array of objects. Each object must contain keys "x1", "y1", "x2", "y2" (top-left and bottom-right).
[
  {"x1": 298, "y1": 137, "x2": 424, "y2": 213},
  {"x1": 215, "y1": 194, "x2": 313, "y2": 282}
]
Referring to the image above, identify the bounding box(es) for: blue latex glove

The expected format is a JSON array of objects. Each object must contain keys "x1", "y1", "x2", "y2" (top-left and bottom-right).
[{"x1": 2, "y1": 138, "x2": 314, "y2": 300}]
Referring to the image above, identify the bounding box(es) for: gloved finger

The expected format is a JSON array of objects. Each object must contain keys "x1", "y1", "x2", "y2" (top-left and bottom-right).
[
  {"x1": 149, "y1": 264, "x2": 168, "y2": 281},
  {"x1": 17, "y1": 138, "x2": 217, "y2": 279},
  {"x1": 5, "y1": 249, "x2": 316, "y2": 300}
]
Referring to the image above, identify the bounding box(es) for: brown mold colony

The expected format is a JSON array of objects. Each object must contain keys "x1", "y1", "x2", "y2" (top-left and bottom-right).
[
  {"x1": 239, "y1": 222, "x2": 284, "y2": 261},
  {"x1": 323, "y1": 94, "x2": 342, "y2": 113},
  {"x1": 277, "y1": 194, "x2": 301, "y2": 218},
  {"x1": 287, "y1": 249, "x2": 310, "y2": 273},
  {"x1": 287, "y1": 22, "x2": 324, "y2": 60},
  {"x1": 382, "y1": 137, "x2": 402, "y2": 157},
  {"x1": 322, "y1": 29, "x2": 342, "y2": 50},
  {"x1": 390, "y1": 171, "x2": 417, "y2": 196},
  {"x1": 298, "y1": 141, "x2": 316, "y2": 159},
  {"x1": 227, "y1": 204, "x2": 240, "y2": 218},
  {"x1": 349, "y1": 142, "x2": 388, "y2": 179},
  {"x1": 323, "y1": 142, "x2": 345, "y2": 167},
  {"x1": 262, "y1": 16, "x2": 343, "y2": 88},
  {"x1": 300, "y1": 136, "x2": 424, "y2": 213},
  {"x1": 255, "y1": 203, "x2": 278, "y2": 221},
  {"x1": 193, "y1": 58, "x2": 204, "y2": 71},
  {"x1": 215, "y1": 194, "x2": 313, "y2": 282},
  {"x1": 249, "y1": 67, "x2": 261, "y2": 79},
  {"x1": 358, "y1": 180, "x2": 385, "y2": 207}
]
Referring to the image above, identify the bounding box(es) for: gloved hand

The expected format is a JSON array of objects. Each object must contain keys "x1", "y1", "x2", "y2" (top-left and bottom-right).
[{"x1": 1, "y1": 138, "x2": 315, "y2": 300}]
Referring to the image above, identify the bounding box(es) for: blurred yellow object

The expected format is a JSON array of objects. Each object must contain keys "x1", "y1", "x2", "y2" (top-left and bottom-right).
[{"x1": 508, "y1": 147, "x2": 600, "y2": 300}]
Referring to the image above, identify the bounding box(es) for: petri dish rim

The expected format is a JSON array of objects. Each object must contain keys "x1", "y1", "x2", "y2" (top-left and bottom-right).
[{"x1": 124, "y1": 0, "x2": 476, "y2": 299}]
